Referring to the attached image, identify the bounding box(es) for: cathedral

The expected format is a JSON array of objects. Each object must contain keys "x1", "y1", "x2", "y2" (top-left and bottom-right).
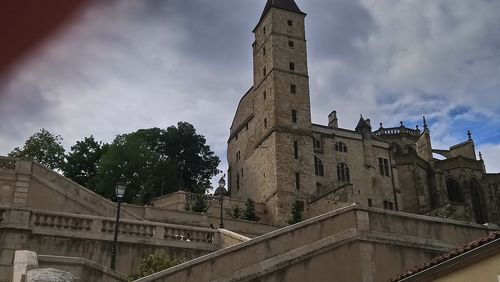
[{"x1": 227, "y1": 0, "x2": 500, "y2": 225}]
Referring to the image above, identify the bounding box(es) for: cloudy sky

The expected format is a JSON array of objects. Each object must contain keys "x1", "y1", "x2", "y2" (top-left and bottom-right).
[{"x1": 1, "y1": 0, "x2": 500, "y2": 183}]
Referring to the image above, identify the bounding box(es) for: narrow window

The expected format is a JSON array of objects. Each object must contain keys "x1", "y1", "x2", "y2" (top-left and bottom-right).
[
  {"x1": 295, "y1": 172, "x2": 300, "y2": 190},
  {"x1": 287, "y1": 20, "x2": 293, "y2": 26},
  {"x1": 264, "y1": 118, "x2": 267, "y2": 128},
  {"x1": 241, "y1": 168, "x2": 244, "y2": 178},
  {"x1": 263, "y1": 26, "x2": 266, "y2": 34},
  {"x1": 294, "y1": 141, "x2": 299, "y2": 159},
  {"x1": 335, "y1": 141, "x2": 348, "y2": 153},
  {"x1": 246, "y1": 124, "x2": 249, "y2": 131},
  {"x1": 235, "y1": 133, "x2": 238, "y2": 141},
  {"x1": 290, "y1": 84, "x2": 296, "y2": 94},
  {"x1": 263, "y1": 47, "x2": 266, "y2": 56},
  {"x1": 263, "y1": 91, "x2": 267, "y2": 100},
  {"x1": 292, "y1": 110, "x2": 297, "y2": 123},
  {"x1": 289, "y1": 62, "x2": 295, "y2": 71},
  {"x1": 263, "y1": 67, "x2": 267, "y2": 76},
  {"x1": 388, "y1": 202, "x2": 394, "y2": 210},
  {"x1": 378, "y1": 158, "x2": 389, "y2": 176},
  {"x1": 314, "y1": 156, "x2": 324, "y2": 176},
  {"x1": 313, "y1": 137, "x2": 321, "y2": 149},
  {"x1": 236, "y1": 151, "x2": 241, "y2": 161},
  {"x1": 288, "y1": 41, "x2": 294, "y2": 48},
  {"x1": 383, "y1": 200, "x2": 389, "y2": 210},
  {"x1": 337, "y1": 162, "x2": 350, "y2": 182},
  {"x1": 368, "y1": 199, "x2": 373, "y2": 207},
  {"x1": 237, "y1": 173, "x2": 240, "y2": 190}
]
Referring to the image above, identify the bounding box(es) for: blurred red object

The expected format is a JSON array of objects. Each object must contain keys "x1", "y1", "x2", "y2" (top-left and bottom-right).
[{"x1": 0, "y1": 0, "x2": 91, "y2": 76}]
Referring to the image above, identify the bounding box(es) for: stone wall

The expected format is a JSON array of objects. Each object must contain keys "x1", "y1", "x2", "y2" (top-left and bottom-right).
[
  {"x1": 0, "y1": 206, "x2": 220, "y2": 281},
  {"x1": 134, "y1": 205, "x2": 496, "y2": 282}
]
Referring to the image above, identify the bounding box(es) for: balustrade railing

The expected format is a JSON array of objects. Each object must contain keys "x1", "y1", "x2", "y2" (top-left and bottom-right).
[
  {"x1": 374, "y1": 127, "x2": 420, "y2": 136},
  {"x1": 16, "y1": 208, "x2": 218, "y2": 246},
  {"x1": 0, "y1": 156, "x2": 16, "y2": 169}
]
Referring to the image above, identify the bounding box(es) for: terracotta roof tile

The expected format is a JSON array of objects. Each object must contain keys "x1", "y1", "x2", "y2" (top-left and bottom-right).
[{"x1": 390, "y1": 231, "x2": 500, "y2": 281}]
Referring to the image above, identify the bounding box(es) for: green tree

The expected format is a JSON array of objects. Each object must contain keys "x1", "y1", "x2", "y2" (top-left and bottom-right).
[
  {"x1": 63, "y1": 136, "x2": 108, "y2": 189},
  {"x1": 9, "y1": 128, "x2": 65, "y2": 170},
  {"x1": 190, "y1": 194, "x2": 209, "y2": 213},
  {"x1": 132, "y1": 254, "x2": 183, "y2": 279},
  {"x1": 288, "y1": 201, "x2": 304, "y2": 224},
  {"x1": 93, "y1": 122, "x2": 220, "y2": 204},
  {"x1": 242, "y1": 198, "x2": 259, "y2": 221}
]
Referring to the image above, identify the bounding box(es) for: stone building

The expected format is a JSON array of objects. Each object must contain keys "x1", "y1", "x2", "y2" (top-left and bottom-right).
[{"x1": 227, "y1": 0, "x2": 500, "y2": 225}]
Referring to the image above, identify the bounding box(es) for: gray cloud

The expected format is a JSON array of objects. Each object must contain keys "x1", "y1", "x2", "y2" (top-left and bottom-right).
[{"x1": 1, "y1": 0, "x2": 499, "y2": 176}]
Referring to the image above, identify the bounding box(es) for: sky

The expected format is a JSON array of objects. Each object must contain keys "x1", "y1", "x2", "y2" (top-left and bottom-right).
[{"x1": 1, "y1": 0, "x2": 499, "y2": 185}]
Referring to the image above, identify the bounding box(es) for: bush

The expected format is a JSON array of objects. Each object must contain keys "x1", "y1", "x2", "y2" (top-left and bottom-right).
[
  {"x1": 231, "y1": 205, "x2": 241, "y2": 219},
  {"x1": 130, "y1": 254, "x2": 183, "y2": 279},
  {"x1": 242, "y1": 198, "x2": 259, "y2": 221},
  {"x1": 288, "y1": 200, "x2": 304, "y2": 224}
]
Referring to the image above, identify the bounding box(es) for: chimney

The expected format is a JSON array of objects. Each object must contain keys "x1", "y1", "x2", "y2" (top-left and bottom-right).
[{"x1": 328, "y1": 111, "x2": 338, "y2": 128}]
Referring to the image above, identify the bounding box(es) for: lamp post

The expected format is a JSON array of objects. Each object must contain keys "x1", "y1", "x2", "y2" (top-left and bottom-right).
[
  {"x1": 218, "y1": 176, "x2": 226, "y2": 229},
  {"x1": 110, "y1": 183, "x2": 126, "y2": 271}
]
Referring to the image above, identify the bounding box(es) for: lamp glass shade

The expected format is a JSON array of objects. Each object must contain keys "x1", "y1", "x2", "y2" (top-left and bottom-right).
[
  {"x1": 218, "y1": 178, "x2": 226, "y2": 189},
  {"x1": 115, "y1": 184, "x2": 126, "y2": 199}
]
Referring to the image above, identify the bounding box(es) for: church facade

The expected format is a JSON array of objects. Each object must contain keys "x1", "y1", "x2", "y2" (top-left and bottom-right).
[{"x1": 227, "y1": 0, "x2": 500, "y2": 225}]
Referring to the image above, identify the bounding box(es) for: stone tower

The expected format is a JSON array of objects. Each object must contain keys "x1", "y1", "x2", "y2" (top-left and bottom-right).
[{"x1": 228, "y1": 0, "x2": 315, "y2": 224}]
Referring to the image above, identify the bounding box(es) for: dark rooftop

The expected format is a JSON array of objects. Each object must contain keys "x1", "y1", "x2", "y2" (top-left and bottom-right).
[{"x1": 255, "y1": 0, "x2": 306, "y2": 31}]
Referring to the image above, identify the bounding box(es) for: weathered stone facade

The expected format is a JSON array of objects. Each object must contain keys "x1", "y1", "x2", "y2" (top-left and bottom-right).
[{"x1": 228, "y1": 0, "x2": 500, "y2": 225}]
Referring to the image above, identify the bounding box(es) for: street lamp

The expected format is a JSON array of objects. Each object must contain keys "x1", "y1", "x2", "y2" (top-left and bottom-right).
[
  {"x1": 218, "y1": 176, "x2": 226, "y2": 229},
  {"x1": 110, "y1": 183, "x2": 126, "y2": 271}
]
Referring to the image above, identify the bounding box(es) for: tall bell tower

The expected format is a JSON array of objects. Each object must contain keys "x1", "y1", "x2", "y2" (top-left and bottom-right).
[{"x1": 228, "y1": 0, "x2": 315, "y2": 224}]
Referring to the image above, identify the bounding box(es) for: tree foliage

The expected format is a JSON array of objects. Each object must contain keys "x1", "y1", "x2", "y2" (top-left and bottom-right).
[
  {"x1": 133, "y1": 254, "x2": 183, "y2": 279},
  {"x1": 8, "y1": 128, "x2": 65, "y2": 170},
  {"x1": 242, "y1": 198, "x2": 259, "y2": 221},
  {"x1": 93, "y1": 122, "x2": 220, "y2": 204},
  {"x1": 63, "y1": 135, "x2": 108, "y2": 189},
  {"x1": 288, "y1": 201, "x2": 304, "y2": 225}
]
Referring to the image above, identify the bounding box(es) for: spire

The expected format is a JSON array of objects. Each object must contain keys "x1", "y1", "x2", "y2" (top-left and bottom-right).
[
  {"x1": 355, "y1": 114, "x2": 372, "y2": 133},
  {"x1": 467, "y1": 130, "x2": 472, "y2": 141},
  {"x1": 423, "y1": 116, "x2": 429, "y2": 131},
  {"x1": 257, "y1": 0, "x2": 306, "y2": 25}
]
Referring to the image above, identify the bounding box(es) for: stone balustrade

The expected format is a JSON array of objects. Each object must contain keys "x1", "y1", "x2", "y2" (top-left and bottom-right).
[
  {"x1": 2, "y1": 206, "x2": 219, "y2": 247},
  {"x1": 374, "y1": 127, "x2": 420, "y2": 137},
  {"x1": 0, "y1": 156, "x2": 16, "y2": 170}
]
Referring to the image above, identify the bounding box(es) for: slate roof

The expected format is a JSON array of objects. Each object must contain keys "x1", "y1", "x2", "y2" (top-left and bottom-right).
[
  {"x1": 255, "y1": 0, "x2": 306, "y2": 31},
  {"x1": 391, "y1": 231, "x2": 500, "y2": 281},
  {"x1": 355, "y1": 115, "x2": 371, "y2": 132}
]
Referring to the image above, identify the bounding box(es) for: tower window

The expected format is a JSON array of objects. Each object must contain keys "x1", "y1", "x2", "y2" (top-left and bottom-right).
[
  {"x1": 378, "y1": 158, "x2": 390, "y2": 177},
  {"x1": 236, "y1": 151, "x2": 241, "y2": 161},
  {"x1": 313, "y1": 137, "x2": 321, "y2": 149},
  {"x1": 292, "y1": 110, "x2": 297, "y2": 123},
  {"x1": 263, "y1": 67, "x2": 267, "y2": 76},
  {"x1": 314, "y1": 156, "x2": 324, "y2": 176},
  {"x1": 290, "y1": 84, "x2": 296, "y2": 94},
  {"x1": 287, "y1": 20, "x2": 293, "y2": 26},
  {"x1": 263, "y1": 91, "x2": 267, "y2": 100},
  {"x1": 263, "y1": 26, "x2": 266, "y2": 34},
  {"x1": 295, "y1": 172, "x2": 300, "y2": 190},
  {"x1": 335, "y1": 141, "x2": 348, "y2": 153},
  {"x1": 368, "y1": 199, "x2": 373, "y2": 207},
  {"x1": 288, "y1": 41, "x2": 294, "y2": 48},
  {"x1": 264, "y1": 118, "x2": 267, "y2": 128},
  {"x1": 294, "y1": 141, "x2": 299, "y2": 159},
  {"x1": 237, "y1": 173, "x2": 240, "y2": 190},
  {"x1": 263, "y1": 47, "x2": 266, "y2": 56},
  {"x1": 289, "y1": 62, "x2": 295, "y2": 71},
  {"x1": 337, "y1": 162, "x2": 350, "y2": 182}
]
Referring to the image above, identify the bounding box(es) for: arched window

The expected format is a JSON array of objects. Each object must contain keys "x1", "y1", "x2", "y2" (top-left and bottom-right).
[
  {"x1": 337, "y1": 162, "x2": 350, "y2": 182},
  {"x1": 446, "y1": 179, "x2": 463, "y2": 203},
  {"x1": 314, "y1": 156, "x2": 324, "y2": 176},
  {"x1": 470, "y1": 179, "x2": 487, "y2": 224},
  {"x1": 335, "y1": 141, "x2": 348, "y2": 153}
]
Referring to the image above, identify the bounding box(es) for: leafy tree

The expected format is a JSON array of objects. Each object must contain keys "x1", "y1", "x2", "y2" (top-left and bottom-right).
[
  {"x1": 63, "y1": 136, "x2": 108, "y2": 189},
  {"x1": 242, "y1": 198, "x2": 259, "y2": 221},
  {"x1": 93, "y1": 122, "x2": 220, "y2": 204},
  {"x1": 288, "y1": 201, "x2": 304, "y2": 224},
  {"x1": 190, "y1": 194, "x2": 209, "y2": 213},
  {"x1": 132, "y1": 254, "x2": 183, "y2": 279},
  {"x1": 231, "y1": 205, "x2": 241, "y2": 219},
  {"x1": 9, "y1": 128, "x2": 65, "y2": 170}
]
